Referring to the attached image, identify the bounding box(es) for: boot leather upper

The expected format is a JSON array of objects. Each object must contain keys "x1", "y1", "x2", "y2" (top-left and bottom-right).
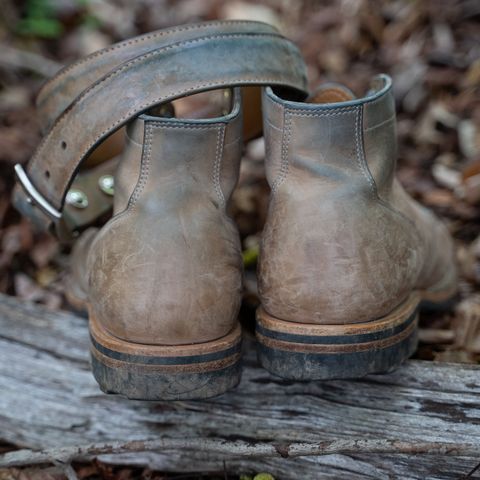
[
  {"x1": 86, "y1": 90, "x2": 244, "y2": 345},
  {"x1": 258, "y1": 75, "x2": 457, "y2": 325}
]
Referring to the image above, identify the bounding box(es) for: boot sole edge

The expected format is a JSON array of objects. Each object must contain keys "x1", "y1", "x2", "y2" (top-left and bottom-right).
[
  {"x1": 256, "y1": 292, "x2": 420, "y2": 380},
  {"x1": 89, "y1": 318, "x2": 242, "y2": 400}
]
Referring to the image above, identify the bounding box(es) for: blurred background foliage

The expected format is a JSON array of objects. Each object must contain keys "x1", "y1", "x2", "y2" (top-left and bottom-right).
[{"x1": 16, "y1": 0, "x2": 65, "y2": 38}]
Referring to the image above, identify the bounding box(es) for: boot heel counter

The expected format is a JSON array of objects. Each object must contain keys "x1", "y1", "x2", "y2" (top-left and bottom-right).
[
  {"x1": 258, "y1": 195, "x2": 422, "y2": 325},
  {"x1": 87, "y1": 210, "x2": 243, "y2": 345}
]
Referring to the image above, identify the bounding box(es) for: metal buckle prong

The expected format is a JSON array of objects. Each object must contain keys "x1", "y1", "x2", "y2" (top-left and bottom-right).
[{"x1": 14, "y1": 164, "x2": 62, "y2": 220}]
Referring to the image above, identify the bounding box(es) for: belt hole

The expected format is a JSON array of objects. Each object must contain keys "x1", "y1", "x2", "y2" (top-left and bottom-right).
[
  {"x1": 61, "y1": 141, "x2": 67, "y2": 150},
  {"x1": 45, "y1": 170, "x2": 50, "y2": 178}
]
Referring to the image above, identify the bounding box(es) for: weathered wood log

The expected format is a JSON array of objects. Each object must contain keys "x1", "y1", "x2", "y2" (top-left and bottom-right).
[{"x1": 0, "y1": 293, "x2": 479, "y2": 479}]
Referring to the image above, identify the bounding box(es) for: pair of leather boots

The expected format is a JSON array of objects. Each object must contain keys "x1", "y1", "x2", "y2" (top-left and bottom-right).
[{"x1": 14, "y1": 21, "x2": 457, "y2": 400}]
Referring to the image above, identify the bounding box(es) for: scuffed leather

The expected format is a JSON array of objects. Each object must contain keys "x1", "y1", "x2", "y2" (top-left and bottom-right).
[
  {"x1": 13, "y1": 22, "x2": 307, "y2": 237},
  {"x1": 67, "y1": 227, "x2": 98, "y2": 306},
  {"x1": 258, "y1": 75, "x2": 457, "y2": 325},
  {"x1": 37, "y1": 21, "x2": 295, "y2": 130},
  {"x1": 86, "y1": 90, "x2": 243, "y2": 345}
]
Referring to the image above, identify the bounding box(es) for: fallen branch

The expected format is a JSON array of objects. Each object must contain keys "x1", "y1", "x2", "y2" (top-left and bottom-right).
[{"x1": 1, "y1": 438, "x2": 478, "y2": 468}]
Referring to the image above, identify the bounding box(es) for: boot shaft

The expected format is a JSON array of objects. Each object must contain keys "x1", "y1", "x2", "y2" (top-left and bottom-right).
[
  {"x1": 262, "y1": 75, "x2": 396, "y2": 200},
  {"x1": 115, "y1": 89, "x2": 243, "y2": 215}
]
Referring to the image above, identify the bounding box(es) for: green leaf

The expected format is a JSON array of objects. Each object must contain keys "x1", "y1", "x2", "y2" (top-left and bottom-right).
[
  {"x1": 16, "y1": 17, "x2": 63, "y2": 38},
  {"x1": 253, "y1": 474, "x2": 276, "y2": 480},
  {"x1": 242, "y1": 245, "x2": 259, "y2": 268},
  {"x1": 81, "y1": 13, "x2": 102, "y2": 30},
  {"x1": 16, "y1": 0, "x2": 63, "y2": 38}
]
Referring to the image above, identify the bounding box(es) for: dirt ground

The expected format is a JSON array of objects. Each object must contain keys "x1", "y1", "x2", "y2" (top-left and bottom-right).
[{"x1": 0, "y1": 0, "x2": 479, "y2": 479}]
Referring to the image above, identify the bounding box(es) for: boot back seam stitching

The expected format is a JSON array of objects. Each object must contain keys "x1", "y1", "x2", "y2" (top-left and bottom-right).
[{"x1": 213, "y1": 125, "x2": 226, "y2": 206}]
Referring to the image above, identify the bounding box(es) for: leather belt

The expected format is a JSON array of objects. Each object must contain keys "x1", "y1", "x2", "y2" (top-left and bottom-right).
[{"x1": 13, "y1": 20, "x2": 307, "y2": 240}]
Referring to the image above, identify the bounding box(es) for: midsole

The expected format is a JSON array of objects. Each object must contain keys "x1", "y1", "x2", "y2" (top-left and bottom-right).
[
  {"x1": 91, "y1": 346, "x2": 241, "y2": 373},
  {"x1": 256, "y1": 319, "x2": 417, "y2": 354},
  {"x1": 256, "y1": 309, "x2": 418, "y2": 345},
  {"x1": 90, "y1": 314, "x2": 242, "y2": 369},
  {"x1": 257, "y1": 292, "x2": 420, "y2": 337}
]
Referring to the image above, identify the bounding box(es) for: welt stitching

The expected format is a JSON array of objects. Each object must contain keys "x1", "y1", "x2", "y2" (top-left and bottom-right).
[
  {"x1": 272, "y1": 110, "x2": 292, "y2": 193},
  {"x1": 39, "y1": 21, "x2": 269, "y2": 95},
  {"x1": 31, "y1": 30, "x2": 289, "y2": 183},
  {"x1": 355, "y1": 106, "x2": 377, "y2": 197},
  {"x1": 128, "y1": 123, "x2": 153, "y2": 209},
  {"x1": 213, "y1": 126, "x2": 226, "y2": 206}
]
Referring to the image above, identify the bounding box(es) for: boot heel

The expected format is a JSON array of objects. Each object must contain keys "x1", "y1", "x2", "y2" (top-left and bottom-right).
[
  {"x1": 89, "y1": 317, "x2": 242, "y2": 400},
  {"x1": 256, "y1": 293, "x2": 419, "y2": 380}
]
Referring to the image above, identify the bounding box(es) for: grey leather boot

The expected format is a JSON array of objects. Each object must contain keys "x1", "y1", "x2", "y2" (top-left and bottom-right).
[
  {"x1": 257, "y1": 75, "x2": 457, "y2": 380},
  {"x1": 87, "y1": 89, "x2": 244, "y2": 399}
]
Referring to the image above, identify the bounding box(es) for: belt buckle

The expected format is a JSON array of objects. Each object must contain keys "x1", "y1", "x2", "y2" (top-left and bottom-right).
[{"x1": 14, "y1": 164, "x2": 62, "y2": 220}]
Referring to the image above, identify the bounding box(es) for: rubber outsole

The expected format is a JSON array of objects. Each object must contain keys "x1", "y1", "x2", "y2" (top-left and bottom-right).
[
  {"x1": 256, "y1": 292, "x2": 424, "y2": 381},
  {"x1": 90, "y1": 316, "x2": 242, "y2": 400}
]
